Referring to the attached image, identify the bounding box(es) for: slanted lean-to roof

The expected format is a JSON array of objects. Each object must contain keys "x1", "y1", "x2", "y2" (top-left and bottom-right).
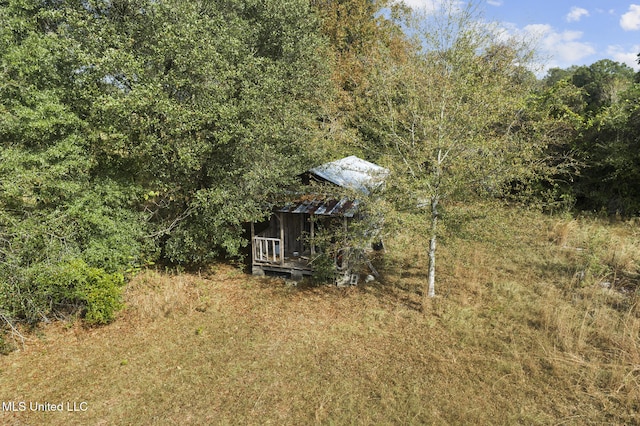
[
  {"x1": 278, "y1": 156, "x2": 387, "y2": 218},
  {"x1": 277, "y1": 197, "x2": 360, "y2": 218},
  {"x1": 308, "y1": 155, "x2": 388, "y2": 195}
]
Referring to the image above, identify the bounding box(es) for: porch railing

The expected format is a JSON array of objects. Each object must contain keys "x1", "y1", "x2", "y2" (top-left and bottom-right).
[{"x1": 253, "y1": 237, "x2": 281, "y2": 264}]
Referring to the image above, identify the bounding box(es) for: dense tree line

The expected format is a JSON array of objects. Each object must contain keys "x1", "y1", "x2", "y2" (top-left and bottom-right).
[
  {"x1": 537, "y1": 59, "x2": 640, "y2": 213},
  {"x1": 1, "y1": 0, "x2": 328, "y2": 326},
  {"x1": 0, "y1": 0, "x2": 638, "y2": 328}
]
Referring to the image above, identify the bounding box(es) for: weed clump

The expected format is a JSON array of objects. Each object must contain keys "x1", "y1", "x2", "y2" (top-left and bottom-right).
[{"x1": 0, "y1": 332, "x2": 16, "y2": 355}]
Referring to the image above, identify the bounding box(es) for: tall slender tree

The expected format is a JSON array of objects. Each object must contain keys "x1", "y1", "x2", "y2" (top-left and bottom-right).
[{"x1": 368, "y1": 0, "x2": 540, "y2": 300}]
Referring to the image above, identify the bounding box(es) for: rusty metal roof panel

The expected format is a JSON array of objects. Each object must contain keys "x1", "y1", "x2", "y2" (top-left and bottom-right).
[
  {"x1": 277, "y1": 197, "x2": 358, "y2": 217},
  {"x1": 341, "y1": 199, "x2": 359, "y2": 216},
  {"x1": 291, "y1": 200, "x2": 312, "y2": 214},
  {"x1": 314, "y1": 198, "x2": 337, "y2": 215},
  {"x1": 326, "y1": 198, "x2": 347, "y2": 216}
]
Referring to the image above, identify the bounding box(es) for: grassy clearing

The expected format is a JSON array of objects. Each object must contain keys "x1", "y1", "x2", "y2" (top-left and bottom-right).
[{"x1": 1, "y1": 202, "x2": 639, "y2": 425}]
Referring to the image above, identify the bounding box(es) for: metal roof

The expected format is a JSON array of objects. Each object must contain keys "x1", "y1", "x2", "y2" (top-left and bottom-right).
[
  {"x1": 309, "y1": 156, "x2": 388, "y2": 195},
  {"x1": 276, "y1": 156, "x2": 386, "y2": 217},
  {"x1": 277, "y1": 196, "x2": 360, "y2": 218}
]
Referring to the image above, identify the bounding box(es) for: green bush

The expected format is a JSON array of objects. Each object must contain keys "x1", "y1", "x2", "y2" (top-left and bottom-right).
[
  {"x1": 0, "y1": 185, "x2": 151, "y2": 326},
  {"x1": 14, "y1": 259, "x2": 125, "y2": 326},
  {"x1": 76, "y1": 268, "x2": 125, "y2": 325},
  {"x1": 310, "y1": 252, "x2": 338, "y2": 284},
  {"x1": 53, "y1": 259, "x2": 125, "y2": 325}
]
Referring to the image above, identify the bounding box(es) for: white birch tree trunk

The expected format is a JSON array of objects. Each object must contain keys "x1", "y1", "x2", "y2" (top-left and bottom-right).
[{"x1": 427, "y1": 196, "x2": 438, "y2": 298}]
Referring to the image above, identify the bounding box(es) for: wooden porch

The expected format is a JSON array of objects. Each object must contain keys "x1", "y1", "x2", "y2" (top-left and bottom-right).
[{"x1": 250, "y1": 212, "x2": 316, "y2": 277}]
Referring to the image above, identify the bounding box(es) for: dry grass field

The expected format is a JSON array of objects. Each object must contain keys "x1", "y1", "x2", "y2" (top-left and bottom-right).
[{"x1": 1, "y1": 202, "x2": 639, "y2": 425}]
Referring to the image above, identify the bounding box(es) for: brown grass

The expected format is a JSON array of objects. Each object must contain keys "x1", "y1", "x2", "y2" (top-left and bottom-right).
[{"x1": 1, "y1": 202, "x2": 639, "y2": 425}]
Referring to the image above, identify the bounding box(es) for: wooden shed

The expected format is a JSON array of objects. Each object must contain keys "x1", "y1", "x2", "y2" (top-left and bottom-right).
[{"x1": 250, "y1": 156, "x2": 387, "y2": 281}]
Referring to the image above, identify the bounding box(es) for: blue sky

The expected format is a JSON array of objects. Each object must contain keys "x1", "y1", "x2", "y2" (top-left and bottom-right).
[{"x1": 401, "y1": 1, "x2": 640, "y2": 75}]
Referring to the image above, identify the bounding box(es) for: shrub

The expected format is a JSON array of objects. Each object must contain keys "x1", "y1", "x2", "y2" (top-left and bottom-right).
[
  {"x1": 0, "y1": 189, "x2": 152, "y2": 326},
  {"x1": 10, "y1": 259, "x2": 125, "y2": 326},
  {"x1": 73, "y1": 262, "x2": 125, "y2": 325},
  {"x1": 310, "y1": 252, "x2": 338, "y2": 284}
]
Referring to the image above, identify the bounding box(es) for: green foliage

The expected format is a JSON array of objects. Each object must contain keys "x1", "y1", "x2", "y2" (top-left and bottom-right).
[
  {"x1": 538, "y1": 59, "x2": 640, "y2": 214},
  {"x1": 367, "y1": 2, "x2": 541, "y2": 202},
  {"x1": 0, "y1": 0, "x2": 330, "y2": 327},
  {"x1": 1, "y1": 0, "x2": 639, "y2": 328},
  {"x1": 1, "y1": 258, "x2": 124, "y2": 325},
  {"x1": 72, "y1": 261, "x2": 125, "y2": 325},
  {"x1": 310, "y1": 252, "x2": 338, "y2": 284},
  {"x1": 29, "y1": 259, "x2": 118, "y2": 324},
  {"x1": 69, "y1": 0, "x2": 328, "y2": 264},
  {"x1": 569, "y1": 59, "x2": 635, "y2": 114},
  {"x1": 311, "y1": 0, "x2": 412, "y2": 159},
  {"x1": 358, "y1": 0, "x2": 541, "y2": 297}
]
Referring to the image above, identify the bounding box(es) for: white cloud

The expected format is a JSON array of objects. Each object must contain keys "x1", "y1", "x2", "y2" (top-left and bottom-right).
[
  {"x1": 487, "y1": 0, "x2": 503, "y2": 6},
  {"x1": 398, "y1": 0, "x2": 442, "y2": 12},
  {"x1": 607, "y1": 45, "x2": 640, "y2": 70},
  {"x1": 489, "y1": 23, "x2": 597, "y2": 75},
  {"x1": 620, "y1": 4, "x2": 640, "y2": 30},
  {"x1": 396, "y1": 0, "x2": 466, "y2": 13},
  {"x1": 508, "y1": 24, "x2": 595, "y2": 74},
  {"x1": 566, "y1": 7, "x2": 589, "y2": 22}
]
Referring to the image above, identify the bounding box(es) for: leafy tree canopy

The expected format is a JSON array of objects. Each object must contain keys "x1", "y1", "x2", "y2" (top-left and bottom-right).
[{"x1": 0, "y1": 0, "x2": 329, "y2": 325}]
